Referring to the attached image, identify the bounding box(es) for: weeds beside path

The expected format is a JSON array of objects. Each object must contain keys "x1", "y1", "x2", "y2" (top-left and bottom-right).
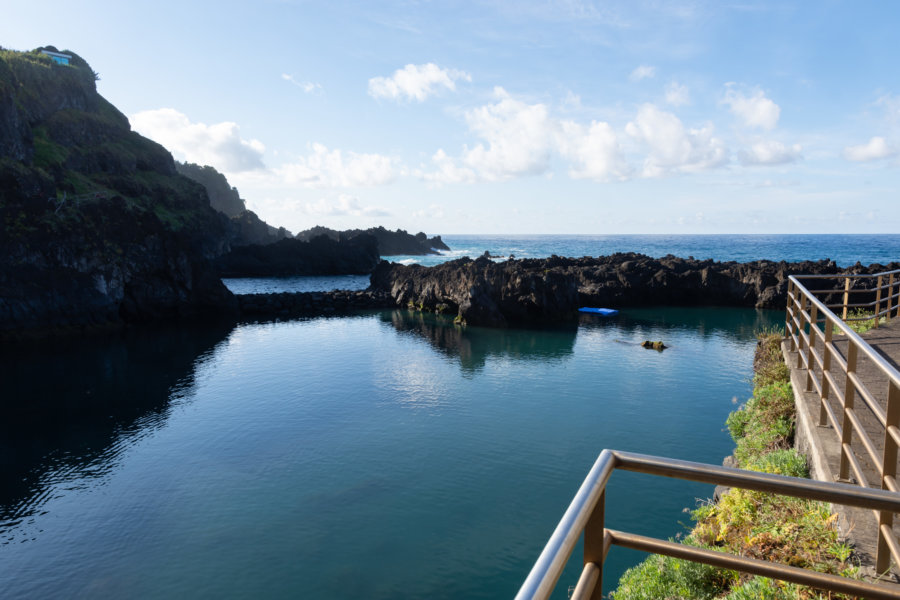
[{"x1": 611, "y1": 332, "x2": 862, "y2": 599}]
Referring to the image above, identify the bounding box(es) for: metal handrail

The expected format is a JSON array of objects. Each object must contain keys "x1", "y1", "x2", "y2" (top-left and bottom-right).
[
  {"x1": 786, "y1": 269, "x2": 900, "y2": 573},
  {"x1": 794, "y1": 269, "x2": 900, "y2": 324},
  {"x1": 516, "y1": 450, "x2": 900, "y2": 600}
]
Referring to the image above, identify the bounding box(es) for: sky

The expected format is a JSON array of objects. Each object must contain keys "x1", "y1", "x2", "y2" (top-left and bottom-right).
[{"x1": 4, "y1": 0, "x2": 900, "y2": 234}]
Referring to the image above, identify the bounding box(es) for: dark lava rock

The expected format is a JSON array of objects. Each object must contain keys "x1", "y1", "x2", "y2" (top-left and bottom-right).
[
  {"x1": 370, "y1": 255, "x2": 578, "y2": 327},
  {"x1": 370, "y1": 253, "x2": 900, "y2": 329},
  {"x1": 216, "y1": 234, "x2": 379, "y2": 277},
  {"x1": 296, "y1": 225, "x2": 450, "y2": 256}
]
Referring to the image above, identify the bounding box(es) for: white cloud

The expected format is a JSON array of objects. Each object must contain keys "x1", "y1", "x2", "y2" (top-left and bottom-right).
[
  {"x1": 664, "y1": 81, "x2": 690, "y2": 106},
  {"x1": 461, "y1": 88, "x2": 556, "y2": 180},
  {"x1": 556, "y1": 120, "x2": 630, "y2": 181},
  {"x1": 843, "y1": 136, "x2": 895, "y2": 162},
  {"x1": 739, "y1": 140, "x2": 802, "y2": 165},
  {"x1": 278, "y1": 143, "x2": 400, "y2": 188},
  {"x1": 282, "y1": 73, "x2": 322, "y2": 93},
  {"x1": 423, "y1": 149, "x2": 477, "y2": 184},
  {"x1": 368, "y1": 63, "x2": 471, "y2": 102},
  {"x1": 423, "y1": 88, "x2": 628, "y2": 183},
  {"x1": 625, "y1": 103, "x2": 727, "y2": 177},
  {"x1": 130, "y1": 108, "x2": 265, "y2": 173},
  {"x1": 629, "y1": 65, "x2": 656, "y2": 82},
  {"x1": 304, "y1": 194, "x2": 390, "y2": 217},
  {"x1": 723, "y1": 87, "x2": 781, "y2": 130}
]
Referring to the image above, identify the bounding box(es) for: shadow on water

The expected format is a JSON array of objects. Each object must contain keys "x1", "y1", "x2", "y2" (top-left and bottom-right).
[
  {"x1": 0, "y1": 320, "x2": 234, "y2": 534},
  {"x1": 379, "y1": 309, "x2": 578, "y2": 374}
]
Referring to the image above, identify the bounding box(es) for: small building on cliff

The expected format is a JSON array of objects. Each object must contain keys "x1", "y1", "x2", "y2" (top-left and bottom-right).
[{"x1": 40, "y1": 49, "x2": 71, "y2": 65}]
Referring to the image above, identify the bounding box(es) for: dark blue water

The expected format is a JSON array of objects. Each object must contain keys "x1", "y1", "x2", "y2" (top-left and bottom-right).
[
  {"x1": 393, "y1": 233, "x2": 900, "y2": 268},
  {"x1": 0, "y1": 307, "x2": 779, "y2": 598},
  {"x1": 222, "y1": 274, "x2": 370, "y2": 295}
]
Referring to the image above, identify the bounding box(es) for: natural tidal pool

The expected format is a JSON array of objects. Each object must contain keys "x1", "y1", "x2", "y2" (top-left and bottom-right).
[{"x1": 0, "y1": 307, "x2": 779, "y2": 598}]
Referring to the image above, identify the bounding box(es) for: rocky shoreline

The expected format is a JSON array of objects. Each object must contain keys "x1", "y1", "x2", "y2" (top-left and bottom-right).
[
  {"x1": 369, "y1": 252, "x2": 899, "y2": 327},
  {"x1": 4, "y1": 251, "x2": 898, "y2": 339}
]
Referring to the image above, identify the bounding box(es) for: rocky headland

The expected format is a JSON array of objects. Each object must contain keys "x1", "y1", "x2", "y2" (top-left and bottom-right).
[
  {"x1": 0, "y1": 46, "x2": 447, "y2": 337},
  {"x1": 369, "y1": 253, "x2": 899, "y2": 328},
  {"x1": 0, "y1": 46, "x2": 238, "y2": 335},
  {"x1": 296, "y1": 225, "x2": 450, "y2": 256},
  {"x1": 216, "y1": 234, "x2": 380, "y2": 277}
]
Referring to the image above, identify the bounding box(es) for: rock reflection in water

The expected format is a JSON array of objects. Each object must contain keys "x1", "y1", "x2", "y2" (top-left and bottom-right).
[
  {"x1": 0, "y1": 321, "x2": 234, "y2": 539},
  {"x1": 381, "y1": 309, "x2": 577, "y2": 373},
  {"x1": 578, "y1": 306, "x2": 780, "y2": 341}
]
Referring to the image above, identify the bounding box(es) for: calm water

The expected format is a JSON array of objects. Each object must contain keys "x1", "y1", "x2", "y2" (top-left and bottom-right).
[
  {"x1": 0, "y1": 307, "x2": 779, "y2": 598},
  {"x1": 222, "y1": 274, "x2": 370, "y2": 295},
  {"x1": 222, "y1": 234, "x2": 898, "y2": 295}
]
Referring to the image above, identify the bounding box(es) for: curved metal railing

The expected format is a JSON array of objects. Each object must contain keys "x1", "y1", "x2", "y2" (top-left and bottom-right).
[{"x1": 516, "y1": 450, "x2": 900, "y2": 600}]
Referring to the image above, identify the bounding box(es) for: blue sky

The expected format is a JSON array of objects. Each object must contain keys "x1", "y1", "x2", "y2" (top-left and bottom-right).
[{"x1": 5, "y1": 1, "x2": 900, "y2": 234}]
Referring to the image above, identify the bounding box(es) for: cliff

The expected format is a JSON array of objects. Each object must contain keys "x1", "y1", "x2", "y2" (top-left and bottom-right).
[
  {"x1": 216, "y1": 234, "x2": 379, "y2": 277},
  {"x1": 175, "y1": 161, "x2": 292, "y2": 247},
  {"x1": 0, "y1": 47, "x2": 235, "y2": 336},
  {"x1": 296, "y1": 225, "x2": 450, "y2": 256}
]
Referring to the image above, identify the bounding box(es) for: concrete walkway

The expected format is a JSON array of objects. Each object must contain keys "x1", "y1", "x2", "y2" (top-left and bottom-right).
[{"x1": 784, "y1": 317, "x2": 900, "y2": 581}]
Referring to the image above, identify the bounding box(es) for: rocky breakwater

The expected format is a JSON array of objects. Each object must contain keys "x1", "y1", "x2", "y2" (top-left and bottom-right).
[
  {"x1": 370, "y1": 252, "x2": 898, "y2": 328},
  {"x1": 237, "y1": 289, "x2": 394, "y2": 319},
  {"x1": 369, "y1": 254, "x2": 578, "y2": 327}
]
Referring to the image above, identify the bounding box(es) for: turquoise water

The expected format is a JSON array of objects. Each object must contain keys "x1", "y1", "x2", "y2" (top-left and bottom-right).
[{"x1": 0, "y1": 307, "x2": 778, "y2": 598}]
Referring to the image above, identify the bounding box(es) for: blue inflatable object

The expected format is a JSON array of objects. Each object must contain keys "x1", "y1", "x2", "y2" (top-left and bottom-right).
[{"x1": 578, "y1": 307, "x2": 619, "y2": 316}]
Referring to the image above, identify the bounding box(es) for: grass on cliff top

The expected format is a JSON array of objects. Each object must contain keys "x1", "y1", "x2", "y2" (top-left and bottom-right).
[{"x1": 611, "y1": 332, "x2": 863, "y2": 600}]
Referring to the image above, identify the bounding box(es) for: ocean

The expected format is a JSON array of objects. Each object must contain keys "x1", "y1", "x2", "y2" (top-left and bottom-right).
[{"x1": 400, "y1": 233, "x2": 900, "y2": 268}]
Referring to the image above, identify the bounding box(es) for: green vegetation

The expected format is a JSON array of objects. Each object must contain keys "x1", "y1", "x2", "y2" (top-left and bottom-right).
[
  {"x1": 31, "y1": 126, "x2": 69, "y2": 168},
  {"x1": 0, "y1": 46, "x2": 225, "y2": 248},
  {"x1": 611, "y1": 332, "x2": 861, "y2": 599},
  {"x1": 844, "y1": 309, "x2": 886, "y2": 335}
]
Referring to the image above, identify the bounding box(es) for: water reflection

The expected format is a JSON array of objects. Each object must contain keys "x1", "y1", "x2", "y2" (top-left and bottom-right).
[
  {"x1": 0, "y1": 321, "x2": 233, "y2": 539},
  {"x1": 381, "y1": 307, "x2": 777, "y2": 375},
  {"x1": 578, "y1": 306, "x2": 781, "y2": 341},
  {"x1": 380, "y1": 310, "x2": 578, "y2": 373}
]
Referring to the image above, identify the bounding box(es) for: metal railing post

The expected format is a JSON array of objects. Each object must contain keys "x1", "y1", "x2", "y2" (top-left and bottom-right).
[
  {"x1": 583, "y1": 491, "x2": 605, "y2": 600},
  {"x1": 806, "y1": 304, "x2": 818, "y2": 392},
  {"x1": 819, "y1": 318, "x2": 833, "y2": 427},
  {"x1": 875, "y1": 275, "x2": 884, "y2": 329},
  {"x1": 839, "y1": 342, "x2": 858, "y2": 482},
  {"x1": 889, "y1": 273, "x2": 896, "y2": 321},
  {"x1": 797, "y1": 293, "x2": 808, "y2": 369},
  {"x1": 842, "y1": 276, "x2": 851, "y2": 320},
  {"x1": 786, "y1": 279, "x2": 795, "y2": 349},
  {"x1": 877, "y1": 381, "x2": 900, "y2": 574}
]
